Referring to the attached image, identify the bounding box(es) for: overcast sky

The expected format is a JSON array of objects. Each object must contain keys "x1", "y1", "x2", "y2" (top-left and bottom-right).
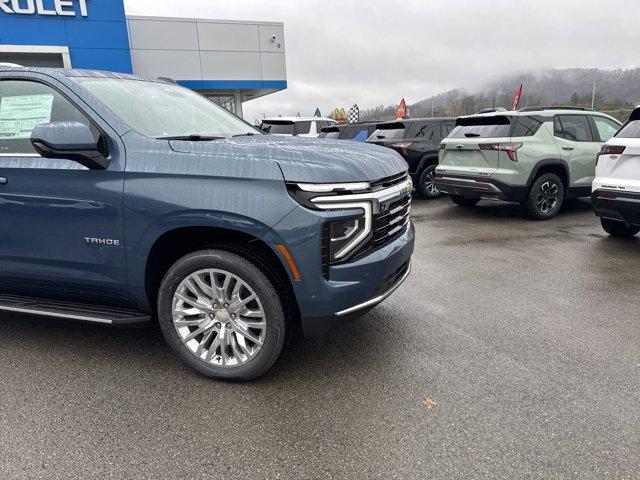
[{"x1": 125, "y1": 0, "x2": 639, "y2": 122}]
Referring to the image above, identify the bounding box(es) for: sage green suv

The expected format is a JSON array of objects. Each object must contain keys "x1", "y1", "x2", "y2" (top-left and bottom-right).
[{"x1": 434, "y1": 107, "x2": 621, "y2": 219}]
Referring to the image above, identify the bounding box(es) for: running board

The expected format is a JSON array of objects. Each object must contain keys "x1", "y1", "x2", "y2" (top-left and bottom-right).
[{"x1": 0, "y1": 294, "x2": 150, "y2": 325}]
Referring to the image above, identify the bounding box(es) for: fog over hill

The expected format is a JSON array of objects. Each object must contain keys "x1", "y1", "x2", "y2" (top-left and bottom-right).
[{"x1": 361, "y1": 68, "x2": 640, "y2": 122}]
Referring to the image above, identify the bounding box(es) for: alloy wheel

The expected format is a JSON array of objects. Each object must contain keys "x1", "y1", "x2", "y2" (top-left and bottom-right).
[
  {"x1": 172, "y1": 269, "x2": 267, "y2": 367},
  {"x1": 424, "y1": 168, "x2": 439, "y2": 195},
  {"x1": 536, "y1": 181, "x2": 559, "y2": 214}
]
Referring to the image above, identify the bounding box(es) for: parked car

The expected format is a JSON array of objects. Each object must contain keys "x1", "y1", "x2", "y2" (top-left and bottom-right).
[
  {"x1": 592, "y1": 106, "x2": 640, "y2": 237},
  {"x1": 435, "y1": 107, "x2": 622, "y2": 219},
  {"x1": 259, "y1": 117, "x2": 336, "y2": 137},
  {"x1": 366, "y1": 118, "x2": 455, "y2": 199},
  {"x1": 318, "y1": 122, "x2": 378, "y2": 142},
  {"x1": 0, "y1": 66, "x2": 414, "y2": 380}
]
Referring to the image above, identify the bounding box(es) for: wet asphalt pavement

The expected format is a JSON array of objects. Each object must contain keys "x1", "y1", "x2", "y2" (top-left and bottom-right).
[{"x1": 1, "y1": 196, "x2": 639, "y2": 479}]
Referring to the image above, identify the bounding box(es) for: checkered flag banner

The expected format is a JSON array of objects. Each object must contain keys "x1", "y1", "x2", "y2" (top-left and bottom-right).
[{"x1": 348, "y1": 103, "x2": 360, "y2": 124}]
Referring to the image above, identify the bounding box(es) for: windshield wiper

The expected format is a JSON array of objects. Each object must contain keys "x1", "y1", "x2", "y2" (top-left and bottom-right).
[
  {"x1": 232, "y1": 132, "x2": 261, "y2": 138},
  {"x1": 464, "y1": 133, "x2": 481, "y2": 137},
  {"x1": 157, "y1": 134, "x2": 225, "y2": 141}
]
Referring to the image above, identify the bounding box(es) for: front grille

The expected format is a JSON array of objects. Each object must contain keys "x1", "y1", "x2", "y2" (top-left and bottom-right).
[
  {"x1": 371, "y1": 261, "x2": 410, "y2": 297},
  {"x1": 370, "y1": 172, "x2": 408, "y2": 190},
  {"x1": 372, "y1": 193, "x2": 411, "y2": 249}
]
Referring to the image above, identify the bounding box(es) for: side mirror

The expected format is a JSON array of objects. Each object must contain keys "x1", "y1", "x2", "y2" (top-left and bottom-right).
[{"x1": 30, "y1": 121, "x2": 109, "y2": 170}]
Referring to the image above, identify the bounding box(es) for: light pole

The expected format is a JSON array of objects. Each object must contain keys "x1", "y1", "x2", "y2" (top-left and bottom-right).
[{"x1": 591, "y1": 68, "x2": 597, "y2": 110}]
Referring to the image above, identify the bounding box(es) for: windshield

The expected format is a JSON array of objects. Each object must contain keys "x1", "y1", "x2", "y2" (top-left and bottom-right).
[{"x1": 73, "y1": 78, "x2": 259, "y2": 139}]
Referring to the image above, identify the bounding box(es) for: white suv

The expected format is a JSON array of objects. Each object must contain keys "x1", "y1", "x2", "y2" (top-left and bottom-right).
[
  {"x1": 592, "y1": 106, "x2": 640, "y2": 237},
  {"x1": 260, "y1": 117, "x2": 337, "y2": 137}
]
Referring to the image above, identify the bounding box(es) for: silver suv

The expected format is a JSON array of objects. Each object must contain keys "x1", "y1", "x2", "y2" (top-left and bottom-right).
[{"x1": 435, "y1": 107, "x2": 621, "y2": 219}]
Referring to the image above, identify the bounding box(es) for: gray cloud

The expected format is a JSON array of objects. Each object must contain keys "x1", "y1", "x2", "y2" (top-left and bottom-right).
[{"x1": 125, "y1": 0, "x2": 640, "y2": 121}]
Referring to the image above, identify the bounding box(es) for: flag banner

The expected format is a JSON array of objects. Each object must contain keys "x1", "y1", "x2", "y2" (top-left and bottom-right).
[
  {"x1": 395, "y1": 98, "x2": 407, "y2": 119},
  {"x1": 511, "y1": 84, "x2": 523, "y2": 110},
  {"x1": 314, "y1": 107, "x2": 321, "y2": 117},
  {"x1": 348, "y1": 103, "x2": 360, "y2": 124}
]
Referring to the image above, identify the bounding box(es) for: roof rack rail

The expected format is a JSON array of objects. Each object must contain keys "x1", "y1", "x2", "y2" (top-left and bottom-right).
[
  {"x1": 476, "y1": 107, "x2": 508, "y2": 114},
  {"x1": 0, "y1": 62, "x2": 24, "y2": 68},
  {"x1": 518, "y1": 106, "x2": 594, "y2": 112}
]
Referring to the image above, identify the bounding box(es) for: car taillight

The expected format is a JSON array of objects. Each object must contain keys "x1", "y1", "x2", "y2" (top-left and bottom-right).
[
  {"x1": 479, "y1": 142, "x2": 523, "y2": 162},
  {"x1": 390, "y1": 142, "x2": 412, "y2": 157},
  {"x1": 597, "y1": 145, "x2": 625, "y2": 165}
]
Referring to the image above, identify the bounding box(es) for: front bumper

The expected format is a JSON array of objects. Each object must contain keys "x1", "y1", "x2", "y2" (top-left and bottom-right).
[
  {"x1": 285, "y1": 219, "x2": 415, "y2": 338},
  {"x1": 434, "y1": 173, "x2": 528, "y2": 202},
  {"x1": 592, "y1": 190, "x2": 640, "y2": 225}
]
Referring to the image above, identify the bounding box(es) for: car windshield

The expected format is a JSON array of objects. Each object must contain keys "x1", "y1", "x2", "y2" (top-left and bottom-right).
[{"x1": 73, "y1": 78, "x2": 259, "y2": 139}]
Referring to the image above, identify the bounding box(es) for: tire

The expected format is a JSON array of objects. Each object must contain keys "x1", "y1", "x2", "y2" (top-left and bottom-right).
[
  {"x1": 524, "y1": 173, "x2": 565, "y2": 220},
  {"x1": 600, "y1": 218, "x2": 640, "y2": 238},
  {"x1": 416, "y1": 164, "x2": 441, "y2": 199},
  {"x1": 449, "y1": 194, "x2": 480, "y2": 207},
  {"x1": 158, "y1": 249, "x2": 286, "y2": 381}
]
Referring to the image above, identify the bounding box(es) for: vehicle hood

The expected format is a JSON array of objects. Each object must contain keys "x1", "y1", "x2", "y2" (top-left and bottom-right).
[{"x1": 169, "y1": 135, "x2": 408, "y2": 183}]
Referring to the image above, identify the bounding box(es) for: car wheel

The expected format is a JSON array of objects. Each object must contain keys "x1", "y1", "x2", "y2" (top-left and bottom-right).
[
  {"x1": 524, "y1": 173, "x2": 565, "y2": 220},
  {"x1": 416, "y1": 164, "x2": 441, "y2": 199},
  {"x1": 158, "y1": 249, "x2": 286, "y2": 381},
  {"x1": 449, "y1": 194, "x2": 480, "y2": 207},
  {"x1": 600, "y1": 218, "x2": 640, "y2": 238}
]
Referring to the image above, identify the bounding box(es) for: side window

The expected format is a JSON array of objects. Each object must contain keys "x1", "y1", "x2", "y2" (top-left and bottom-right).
[
  {"x1": 294, "y1": 121, "x2": 312, "y2": 135},
  {"x1": 415, "y1": 125, "x2": 435, "y2": 140},
  {"x1": 553, "y1": 115, "x2": 593, "y2": 142},
  {"x1": 0, "y1": 80, "x2": 94, "y2": 155},
  {"x1": 592, "y1": 116, "x2": 620, "y2": 142},
  {"x1": 512, "y1": 116, "x2": 544, "y2": 137}
]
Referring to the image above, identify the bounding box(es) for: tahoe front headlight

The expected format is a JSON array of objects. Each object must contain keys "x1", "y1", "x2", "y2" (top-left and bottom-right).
[
  {"x1": 327, "y1": 215, "x2": 368, "y2": 261},
  {"x1": 317, "y1": 201, "x2": 372, "y2": 260}
]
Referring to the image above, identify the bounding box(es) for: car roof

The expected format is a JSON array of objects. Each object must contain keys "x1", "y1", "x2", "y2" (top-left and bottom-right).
[
  {"x1": 375, "y1": 117, "x2": 454, "y2": 125},
  {"x1": 457, "y1": 107, "x2": 620, "y2": 123},
  {"x1": 262, "y1": 117, "x2": 336, "y2": 122}
]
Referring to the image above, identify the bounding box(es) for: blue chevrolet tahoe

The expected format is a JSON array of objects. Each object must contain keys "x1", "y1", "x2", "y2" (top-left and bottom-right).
[{"x1": 0, "y1": 67, "x2": 414, "y2": 380}]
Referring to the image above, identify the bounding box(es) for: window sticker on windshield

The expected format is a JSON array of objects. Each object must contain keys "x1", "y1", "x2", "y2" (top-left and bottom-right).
[{"x1": 0, "y1": 94, "x2": 54, "y2": 139}]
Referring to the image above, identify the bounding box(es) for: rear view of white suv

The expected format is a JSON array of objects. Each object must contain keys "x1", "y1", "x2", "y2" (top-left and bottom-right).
[{"x1": 592, "y1": 106, "x2": 640, "y2": 237}]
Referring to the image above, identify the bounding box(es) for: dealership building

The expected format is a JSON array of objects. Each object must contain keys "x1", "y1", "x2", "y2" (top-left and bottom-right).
[{"x1": 0, "y1": 0, "x2": 287, "y2": 116}]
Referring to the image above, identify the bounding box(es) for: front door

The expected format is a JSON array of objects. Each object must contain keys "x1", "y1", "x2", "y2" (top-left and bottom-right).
[{"x1": 0, "y1": 77, "x2": 127, "y2": 305}]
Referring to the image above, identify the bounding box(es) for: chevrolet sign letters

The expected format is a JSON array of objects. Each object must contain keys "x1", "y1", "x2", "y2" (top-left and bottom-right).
[{"x1": 0, "y1": 0, "x2": 90, "y2": 17}]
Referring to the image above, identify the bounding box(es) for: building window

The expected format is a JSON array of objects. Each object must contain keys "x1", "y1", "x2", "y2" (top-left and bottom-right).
[{"x1": 205, "y1": 94, "x2": 236, "y2": 114}]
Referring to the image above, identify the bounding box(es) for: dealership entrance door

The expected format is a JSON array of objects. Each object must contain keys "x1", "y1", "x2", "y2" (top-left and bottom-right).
[{"x1": 0, "y1": 46, "x2": 71, "y2": 68}]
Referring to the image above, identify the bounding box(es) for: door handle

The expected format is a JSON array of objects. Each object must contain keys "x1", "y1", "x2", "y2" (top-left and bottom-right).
[
  {"x1": 561, "y1": 146, "x2": 574, "y2": 151},
  {"x1": 0, "y1": 177, "x2": 7, "y2": 186}
]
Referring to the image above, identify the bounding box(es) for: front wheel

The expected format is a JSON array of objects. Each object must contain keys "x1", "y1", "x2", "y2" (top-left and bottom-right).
[
  {"x1": 450, "y1": 194, "x2": 480, "y2": 207},
  {"x1": 416, "y1": 164, "x2": 441, "y2": 199},
  {"x1": 158, "y1": 249, "x2": 286, "y2": 381},
  {"x1": 524, "y1": 173, "x2": 565, "y2": 220},
  {"x1": 600, "y1": 218, "x2": 640, "y2": 238}
]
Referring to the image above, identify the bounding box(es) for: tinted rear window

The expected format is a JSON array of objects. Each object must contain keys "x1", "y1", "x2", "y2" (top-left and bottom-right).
[
  {"x1": 337, "y1": 126, "x2": 367, "y2": 139},
  {"x1": 616, "y1": 120, "x2": 640, "y2": 138},
  {"x1": 449, "y1": 115, "x2": 513, "y2": 138},
  {"x1": 261, "y1": 121, "x2": 294, "y2": 134},
  {"x1": 369, "y1": 122, "x2": 406, "y2": 141}
]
